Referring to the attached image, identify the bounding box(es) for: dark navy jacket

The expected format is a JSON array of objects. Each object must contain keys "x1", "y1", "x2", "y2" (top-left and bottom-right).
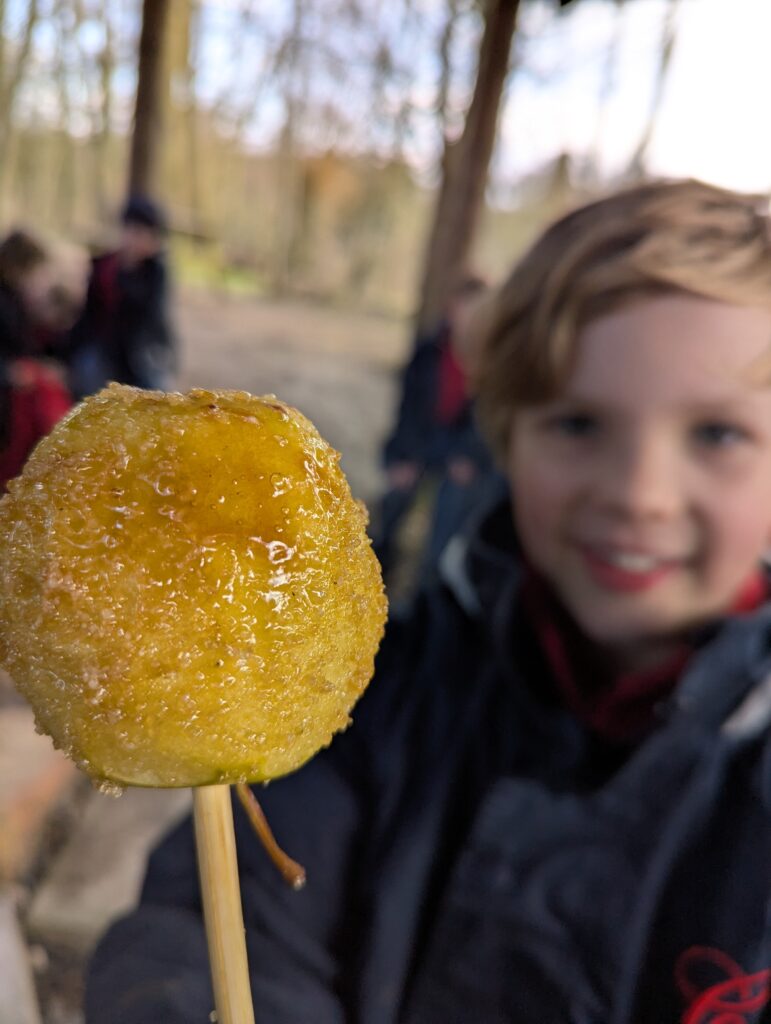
[
  {"x1": 86, "y1": 500, "x2": 771, "y2": 1023},
  {"x1": 382, "y1": 325, "x2": 491, "y2": 473},
  {"x1": 67, "y1": 251, "x2": 175, "y2": 395}
]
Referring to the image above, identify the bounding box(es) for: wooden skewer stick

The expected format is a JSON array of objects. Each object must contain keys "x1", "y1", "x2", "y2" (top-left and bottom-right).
[{"x1": 194, "y1": 784, "x2": 256, "y2": 1024}]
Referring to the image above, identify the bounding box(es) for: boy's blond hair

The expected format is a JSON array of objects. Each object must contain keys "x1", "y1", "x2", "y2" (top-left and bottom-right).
[{"x1": 476, "y1": 179, "x2": 771, "y2": 460}]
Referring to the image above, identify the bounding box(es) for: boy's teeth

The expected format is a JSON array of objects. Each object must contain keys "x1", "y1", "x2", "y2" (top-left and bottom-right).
[{"x1": 606, "y1": 551, "x2": 659, "y2": 572}]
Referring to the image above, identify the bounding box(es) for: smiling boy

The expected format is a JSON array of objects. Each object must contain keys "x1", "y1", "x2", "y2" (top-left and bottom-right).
[
  {"x1": 510, "y1": 297, "x2": 771, "y2": 667},
  {"x1": 89, "y1": 181, "x2": 771, "y2": 1024}
]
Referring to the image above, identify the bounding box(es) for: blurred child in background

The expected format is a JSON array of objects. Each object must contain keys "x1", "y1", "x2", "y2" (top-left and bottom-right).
[
  {"x1": 0, "y1": 230, "x2": 71, "y2": 488},
  {"x1": 67, "y1": 194, "x2": 176, "y2": 398},
  {"x1": 375, "y1": 274, "x2": 500, "y2": 597}
]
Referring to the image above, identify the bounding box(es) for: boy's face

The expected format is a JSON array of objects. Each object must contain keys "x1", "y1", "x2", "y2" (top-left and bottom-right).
[
  {"x1": 448, "y1": 291, "x2": 487, "y2": 373},
  {"x1": 18, "y1": 262, "x2": 54, "y2": 321},
  {"x1": 120, "y1": 222, "x2": 162, "y2": 265},
  {"x1": 509, "y1": 295, "x2": 771, "y2": 665}
]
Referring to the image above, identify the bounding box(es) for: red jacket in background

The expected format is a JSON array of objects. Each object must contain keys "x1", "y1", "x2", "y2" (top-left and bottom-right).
[{"x1": 0, "y1": 358, "x2": 72, "y2": 488}]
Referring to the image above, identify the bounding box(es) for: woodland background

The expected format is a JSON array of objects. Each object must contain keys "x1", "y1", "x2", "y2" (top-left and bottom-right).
[{"x1": 0, "y1": 0, "x2": 690, "y2": 325}]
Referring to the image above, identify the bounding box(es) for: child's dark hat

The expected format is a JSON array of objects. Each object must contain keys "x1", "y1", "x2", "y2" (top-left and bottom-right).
[{"x1": 121, "y1": 194, "x2": 168, "y2": 233}]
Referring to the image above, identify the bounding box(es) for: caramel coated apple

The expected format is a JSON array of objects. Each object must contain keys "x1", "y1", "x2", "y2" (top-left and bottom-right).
[{"x1": 0, "y1": 384, "x2": 386, "y2": 787}]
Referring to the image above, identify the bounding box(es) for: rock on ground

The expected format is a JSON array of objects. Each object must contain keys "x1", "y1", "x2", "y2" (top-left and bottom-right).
[
  {"x1": 28, "y1": 787, "x2": 191, "y2": 955},
  {"x1": 0, "y1": 707, "x2": 77, "y2": 884}
]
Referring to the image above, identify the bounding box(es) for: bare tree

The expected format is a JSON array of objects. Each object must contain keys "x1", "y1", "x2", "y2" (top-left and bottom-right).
[
  {"x1": 416, "y1": 0, "x2": 520, "y2": 335},
  {"x1": 129, "y1": 0, "x2": 172, "y2": 197},
  {"x1": 627, "y1": 0, "x2": 681, "y2": 177},
  {"x1": 0, "y1": 0, "x2": 41, "y2": 212},
  {"x1": 590, "y1": 0, "x2": 625, "y2": 180},
  {"x1": 160, "y1": 0, "x2": 200, "y2": 229},
  {"x1": 51, "y1": 0, "x2": 81, "y2": 226},
  {"x1": 436, "y1": 0, "x2": 462, "y2": 136},
  {"x1": 92, "y1": 0, "x2": 116, "y2": 219},
  {"x1": 0, "y1": 0, "x2": 39, "y2": 147},
  {"x1": 184, "y1": 1, "x2": 203, "y2": 232},
  {"x1": 271, "y1": 0, "x2": 306, "y2": 294}
]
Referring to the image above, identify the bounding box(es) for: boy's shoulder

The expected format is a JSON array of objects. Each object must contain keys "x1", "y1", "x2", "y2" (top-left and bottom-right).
[{"x1": 349, "y1": 499, "x2": 523, "y2": 744}]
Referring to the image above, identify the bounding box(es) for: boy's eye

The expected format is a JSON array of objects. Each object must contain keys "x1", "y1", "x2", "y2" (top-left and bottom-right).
[
  {"x1": 545, "y1": 412, "x2": 599, "y2": 438},
  {"x1": 692, "y1": 422, "x2": 750, "y2": 448}
]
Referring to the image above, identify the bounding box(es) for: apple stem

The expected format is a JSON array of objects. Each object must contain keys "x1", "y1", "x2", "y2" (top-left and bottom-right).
[{"x1": 235, "y1": 782, "x2": 306, "y2": 889}]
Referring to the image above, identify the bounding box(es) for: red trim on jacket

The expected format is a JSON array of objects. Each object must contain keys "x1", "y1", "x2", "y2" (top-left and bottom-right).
[
  {"x1": 676, "y1": 945, "x2": 771, "y2": 1023},
  {"x1": 434, "y1": 340, "x2": 468, "y2": 425},
  {"x1": 522, "y1": 569, "x2": 769, "y2": 744}
]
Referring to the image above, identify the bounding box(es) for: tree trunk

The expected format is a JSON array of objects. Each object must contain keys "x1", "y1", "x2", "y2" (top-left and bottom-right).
[
  {"x1": 92, "y1": 0, "x2": 115, "y2": 220},
  {"x1": 52, "y1": 0, "x2": 78, "y2": 228},
  {"x1": 415, "y1": 0, "x2": 520, "y2": 336},
  {"x1": 436, "y1": 0, "x2": 461, "y2": 136},
  {"x1": 591, "y1": 0, "x2": 625, "y2": 181},
  {"x1": 184, "y1": 1, "x2": 202, "y2": 234},
  {"x1": 160, "y1": 0, "x2": 197, "y2": 227},
  {"x1": 0, "y1": 0, "x2": 40, "y2": 217},
  {"x1": 627, "y1": 0, "x2": 681, "y2": 178},
  {"x1": 0, "y1": 1, "x2": 7, "y2": 100},
  {"x1": 271, "y1": 0, "x2": 305, "y2": 295},
  {"x1": 128, "y1": 0, "x2": 171, "y2": 197}
]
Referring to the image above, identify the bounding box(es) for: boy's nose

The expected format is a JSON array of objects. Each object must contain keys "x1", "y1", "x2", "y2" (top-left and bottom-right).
[{"x1": 598, "y1": 434, "x2": 683, "y2": 521}]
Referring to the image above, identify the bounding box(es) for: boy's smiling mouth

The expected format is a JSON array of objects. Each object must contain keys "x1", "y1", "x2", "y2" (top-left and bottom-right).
[{"x1": 578, "y1": 544, "x2": 687, "y2": 593}]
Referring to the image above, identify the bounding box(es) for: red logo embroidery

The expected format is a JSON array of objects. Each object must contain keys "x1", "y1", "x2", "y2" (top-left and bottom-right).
[{"x1": 676, "y1": 946, "x2": 771, "y2": 1023}]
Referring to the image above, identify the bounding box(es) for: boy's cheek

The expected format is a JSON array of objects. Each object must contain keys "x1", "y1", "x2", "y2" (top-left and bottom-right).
[
  {"x1": 510, "y1": 471, "x2": 563, "y2": 538},
  {"x1": 715, "y1": 488, "x2": 771, "y2": 550},
  {"x1": 511, "y1": 491, "x2": 567, "y2": 577},
  {"x1": 509, "y1": 437, "x2": 570, "y2": 498},
  {"x1": 513, "y1": 458, "x2": 582, "y2": 519}
]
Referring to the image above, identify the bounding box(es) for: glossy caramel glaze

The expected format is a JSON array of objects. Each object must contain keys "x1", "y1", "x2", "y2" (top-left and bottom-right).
[{"x1": 0, "y1": 384, "x2": 386, "y2": 787}]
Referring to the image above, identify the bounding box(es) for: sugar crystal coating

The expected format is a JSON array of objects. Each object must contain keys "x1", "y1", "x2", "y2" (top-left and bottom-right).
[{"x1": 0, "y1": 384, "x2": 387, "y2": 787}]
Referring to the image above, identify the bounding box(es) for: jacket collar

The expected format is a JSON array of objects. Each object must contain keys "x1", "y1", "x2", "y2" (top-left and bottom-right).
[{"x1": 438, "y1": 493, "x2": 520, "y2": 622}]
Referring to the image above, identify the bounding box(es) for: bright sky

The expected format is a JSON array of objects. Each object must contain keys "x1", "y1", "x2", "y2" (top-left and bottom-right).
[{"x1": 499, "y1": 0, "x2": 771, "y2": 194}]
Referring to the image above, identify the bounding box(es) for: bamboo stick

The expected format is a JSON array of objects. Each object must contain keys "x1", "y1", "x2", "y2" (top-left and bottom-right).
[{"x1": 194, "y1": 784, "x2": 256, "y2": 1024}]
